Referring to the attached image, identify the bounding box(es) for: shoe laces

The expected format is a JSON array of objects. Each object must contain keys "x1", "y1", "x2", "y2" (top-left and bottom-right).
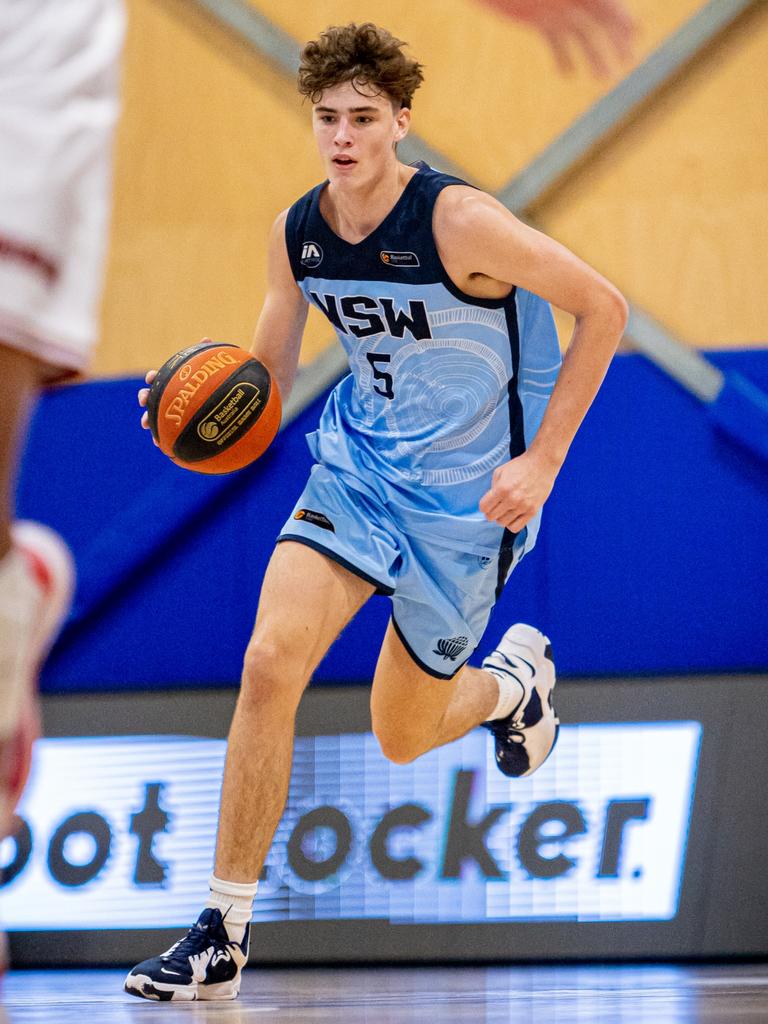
[
  {"x1": 162, "y1": 923, "x2": 221, "y2": 963},
  {"x1": 484, "y1": 711, "x2": 526, "y2": 743}
]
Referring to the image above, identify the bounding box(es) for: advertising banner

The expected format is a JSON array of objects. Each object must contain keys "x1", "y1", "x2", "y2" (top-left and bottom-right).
[{"x1": 1, "y1": 723, "x2": 700, "y2": 931}]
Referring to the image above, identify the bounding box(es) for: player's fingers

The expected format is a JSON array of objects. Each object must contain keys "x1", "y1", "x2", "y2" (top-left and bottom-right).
[
  {"x1": 480, "y1": 493, "x2": 508, "y2": 521},
  {"x1": 140, "y1": 410, "x2": 150, "y2": 430},
  {"x1": 505, "y1": 513, "x2": 531, "y2": 533},
  {"x1": 145, "y1": 369, "x2": 158, "y2": 386},
  {"x1": 138, "y1": 387, "x2": 149, "y2": 408},
  {"x1": 543, "y1": 27, "x2": 575, "y2": 75},
  {"x1": 593, "y1": 0, "x2": 637, "y2": 60},
  {"x1": 479, "y1": 490, "x2": 498, "y2": 516},
  {"x1": 571, "y1": 21, "x2": 611, "y2": 77}
]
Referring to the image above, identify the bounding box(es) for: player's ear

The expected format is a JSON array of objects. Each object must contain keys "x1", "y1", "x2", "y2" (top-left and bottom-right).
[{"x1": 394, "y1": 105, "x2": 411, "y2": 143}]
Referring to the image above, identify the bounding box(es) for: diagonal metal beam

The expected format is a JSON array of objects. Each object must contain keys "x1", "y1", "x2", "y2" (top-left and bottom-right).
[{"x1": 189, "y1": 0, "x2": 300, "y2": 74}]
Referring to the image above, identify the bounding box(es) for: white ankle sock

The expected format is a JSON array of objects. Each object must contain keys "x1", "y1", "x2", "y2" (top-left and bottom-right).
[
  {"x1": 206, "y1": 875, "x2": 258, "y2": 943},
  {"x1": 484, "y1": 669, "x2": 524, "y2": 722}
]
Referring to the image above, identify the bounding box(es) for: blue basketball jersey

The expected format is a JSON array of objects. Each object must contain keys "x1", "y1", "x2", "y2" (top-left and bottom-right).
[{"x1": 285, "y1": 163, "x2": 561, "y2": 557}]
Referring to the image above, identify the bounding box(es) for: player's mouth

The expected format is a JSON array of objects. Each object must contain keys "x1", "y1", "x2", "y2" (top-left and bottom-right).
[{"x1": 332, "y1": 156, "x2": 357, "y2": 167}]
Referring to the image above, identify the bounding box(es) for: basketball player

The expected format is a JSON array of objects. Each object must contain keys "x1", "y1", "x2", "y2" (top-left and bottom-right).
[
  {"x1": 126, "y1": 22, "x2": 627, "y2": 1002},
  {"x1": 0, "y1": 1, "x2": 125, "y2": 841}
]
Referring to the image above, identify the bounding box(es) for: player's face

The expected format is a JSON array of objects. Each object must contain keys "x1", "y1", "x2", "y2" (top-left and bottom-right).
[{"x1": 312, "y1": 81, "x2": 410, "y2": 189}]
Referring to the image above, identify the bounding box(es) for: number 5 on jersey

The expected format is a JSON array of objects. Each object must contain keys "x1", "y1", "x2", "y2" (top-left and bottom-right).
[{"x1": 366, "y1": 352, "x2": 395, "y2": 400}]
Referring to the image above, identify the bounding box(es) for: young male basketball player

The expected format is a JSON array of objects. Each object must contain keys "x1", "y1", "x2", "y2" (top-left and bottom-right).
[{"x1": 126, "y1": 23, "x2": 627, "y2": 1001}]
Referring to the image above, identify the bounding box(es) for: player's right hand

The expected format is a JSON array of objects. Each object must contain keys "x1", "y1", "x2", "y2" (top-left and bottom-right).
[{"x1": 138, "y1": 369, "x2": 158, "y2": 444}]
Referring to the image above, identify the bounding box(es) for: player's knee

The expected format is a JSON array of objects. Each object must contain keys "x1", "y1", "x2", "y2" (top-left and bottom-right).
[
  {"x1": 240, "y1": 639, "x2": 302, "y2": 709},
  {"x1": 372, "y1": 723, "x2": 424, "y2": 766}
]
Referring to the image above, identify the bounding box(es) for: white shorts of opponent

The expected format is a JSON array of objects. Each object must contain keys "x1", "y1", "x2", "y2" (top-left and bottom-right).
[{"x1": 0, "y1": 0, "x2": 125, "y2": 378}]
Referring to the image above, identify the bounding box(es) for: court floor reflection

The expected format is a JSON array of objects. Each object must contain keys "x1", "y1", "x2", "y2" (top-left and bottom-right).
[{"x1": 3, "y1": 964, "x2": 768, "y2": 1023}]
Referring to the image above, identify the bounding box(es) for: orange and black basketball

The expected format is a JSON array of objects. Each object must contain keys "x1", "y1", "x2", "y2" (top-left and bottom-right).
[{"x1": 145, "y1": 341, "x2": 281, "y2": 474}]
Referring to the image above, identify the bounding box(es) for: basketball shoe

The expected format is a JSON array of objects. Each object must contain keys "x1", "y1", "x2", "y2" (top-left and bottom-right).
[
  {"x1": 481, "y1": 623, "x2": 559, "y2": 778},
  {"x1": 124, "y1": 908, "x2": 249, "y2": 1001}
]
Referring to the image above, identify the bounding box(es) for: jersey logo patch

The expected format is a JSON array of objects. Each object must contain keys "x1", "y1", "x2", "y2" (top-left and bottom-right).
[
  {"x1": 294, "y1": 509, "x2": 335, "y2": 532},
  {"x1": 433, "y1": 636, "x2": 469, "y2": 661},
  {"x1": 301, "y1": 242, "x2": 323, "y2": 268},
  {"x1": 380, "y1": 250, "x2": 420, "y2": 268}
]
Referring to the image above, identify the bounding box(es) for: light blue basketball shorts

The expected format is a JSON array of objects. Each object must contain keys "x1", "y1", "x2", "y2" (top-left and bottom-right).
[{"x1": 277, "y1": 464, "x2": 525, "y2": 679}]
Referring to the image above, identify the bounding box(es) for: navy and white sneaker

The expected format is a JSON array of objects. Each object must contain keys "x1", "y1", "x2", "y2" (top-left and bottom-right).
[
  {"x1": 481, "y1": 623, "x2": 559, "y2": 778},
  {"x1": 124, "y1": 908, "x2": 248, "y2": 1001}
]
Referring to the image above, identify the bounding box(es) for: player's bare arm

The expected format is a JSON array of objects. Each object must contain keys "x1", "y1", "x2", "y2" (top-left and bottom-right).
[
  {"x1": 434, "y1": 186, "x2": 628, "y2": 533},
  {"x1": 249, "y1": 209, "x2": 309, "y2": 401}
]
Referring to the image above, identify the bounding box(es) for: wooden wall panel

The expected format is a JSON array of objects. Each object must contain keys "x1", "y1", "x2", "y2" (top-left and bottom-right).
[
  {"x1": 96, "y1": 0, "x2": 329, "y2": 377},
  {"x1": 536, "y1": 3, "x2": 768, "y2": 349}
]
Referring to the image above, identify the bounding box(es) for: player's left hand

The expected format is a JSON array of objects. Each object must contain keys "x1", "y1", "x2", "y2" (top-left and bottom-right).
[{"x1": 479, "y1": 450, "x2": 558, "y2": 532}]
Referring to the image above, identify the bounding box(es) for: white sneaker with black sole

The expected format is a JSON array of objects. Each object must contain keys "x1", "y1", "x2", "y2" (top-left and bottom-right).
[
  {"x1": 124, "y1": 908, "x2": 248, "y2": 1001},
  {"x1": 481, "y1": 622, "x2": 559, "y2": 778}
]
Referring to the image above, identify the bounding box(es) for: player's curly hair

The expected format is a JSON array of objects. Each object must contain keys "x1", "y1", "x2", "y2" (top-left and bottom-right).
[{"x1": 298, "y1": 23, "x2": 424, "y2": 109}]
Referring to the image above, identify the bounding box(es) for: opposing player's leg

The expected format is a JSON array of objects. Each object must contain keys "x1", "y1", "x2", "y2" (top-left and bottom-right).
[
  {"x1": 0, "y1": 347, "x2": 76, "y2": 839},
  {"x1": 371, "y1": 619, "x2": 558, "y2": 777},
  {"x1": 125, "y1": 540, "x2": 374, "y2": 1001}
]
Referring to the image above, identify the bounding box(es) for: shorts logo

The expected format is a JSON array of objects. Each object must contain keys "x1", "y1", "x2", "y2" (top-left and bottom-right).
[
  {"x1": 294, "y1": 509, "x2": 335, "y2": 533},
  {"x1": 434, "y1": 636, "x2": 469, "y2": 661},
  {"x1": 380, "y1": 250, "x2": 420, "y2": 268},
  {"x1": 301, "y1": 242, "x2": 323, "y2": 268}
]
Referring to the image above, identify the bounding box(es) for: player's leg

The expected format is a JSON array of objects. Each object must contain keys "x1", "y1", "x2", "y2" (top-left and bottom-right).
[
  {"x1": 214, "y1": 540, "x2": 374, "y2": 884},
  {"x1": 0, "y1": 346, "x2": 39, "y2": 556},
  {"x1": 371, "y1": 532, "x2": 558, "y2": 775},
  {"x1": 370, "y1": 621, "x2": 497, "y2": 764},
  {"x1": 125, "y1": 539, "x2": 375, "y2": 1001},
  {"x1": 372, "y1": 619, "x2": 558, "y2": 776},
  {"x1": 0, "y1": 347, "x2": 75, "y2": 839}
]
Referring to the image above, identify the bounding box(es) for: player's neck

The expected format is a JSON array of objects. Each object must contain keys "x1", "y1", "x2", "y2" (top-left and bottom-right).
[{"x1": 323, "y1": 161, "x2": 415, "y2": 245}]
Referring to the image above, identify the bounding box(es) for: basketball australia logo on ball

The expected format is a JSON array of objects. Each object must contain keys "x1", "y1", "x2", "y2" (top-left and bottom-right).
[{"x1": 146, "y1": 341, "x2": 281, "y2": 474}]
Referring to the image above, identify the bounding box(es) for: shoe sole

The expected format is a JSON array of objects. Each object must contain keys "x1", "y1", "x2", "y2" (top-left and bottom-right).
[
  {"x1": 124, "y1": 973, "x2": 240, "y2": 1001},
  {"x1": 520, "y1": 641, "x2": 559, "y2": 777}
]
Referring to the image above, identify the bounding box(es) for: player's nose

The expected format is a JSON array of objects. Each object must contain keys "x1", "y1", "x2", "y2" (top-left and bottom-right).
[{"x1": 333, "y1": 117, "x2": 353, "y2": 144}]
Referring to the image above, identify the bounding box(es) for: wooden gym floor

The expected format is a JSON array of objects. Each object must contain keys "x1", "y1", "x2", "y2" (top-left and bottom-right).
[{"x1": 2, "y1": 963, "x2": 768, "y2": 1023}]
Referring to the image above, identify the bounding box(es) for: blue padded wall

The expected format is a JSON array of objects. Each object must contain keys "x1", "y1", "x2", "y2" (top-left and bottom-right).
[{"x1": 16, "y1": 349, "x2": 768, "y2": 692}]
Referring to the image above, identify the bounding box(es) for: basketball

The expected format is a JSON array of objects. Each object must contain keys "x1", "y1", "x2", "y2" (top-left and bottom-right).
[{"x1": 145, "y1": 341, "x2": 281, "y2": 474}]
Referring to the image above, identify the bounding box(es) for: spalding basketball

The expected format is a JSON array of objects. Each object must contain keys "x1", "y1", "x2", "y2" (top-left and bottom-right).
[{"x1": 146, "y1": 341, "x2": 281, "y2": 474}]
